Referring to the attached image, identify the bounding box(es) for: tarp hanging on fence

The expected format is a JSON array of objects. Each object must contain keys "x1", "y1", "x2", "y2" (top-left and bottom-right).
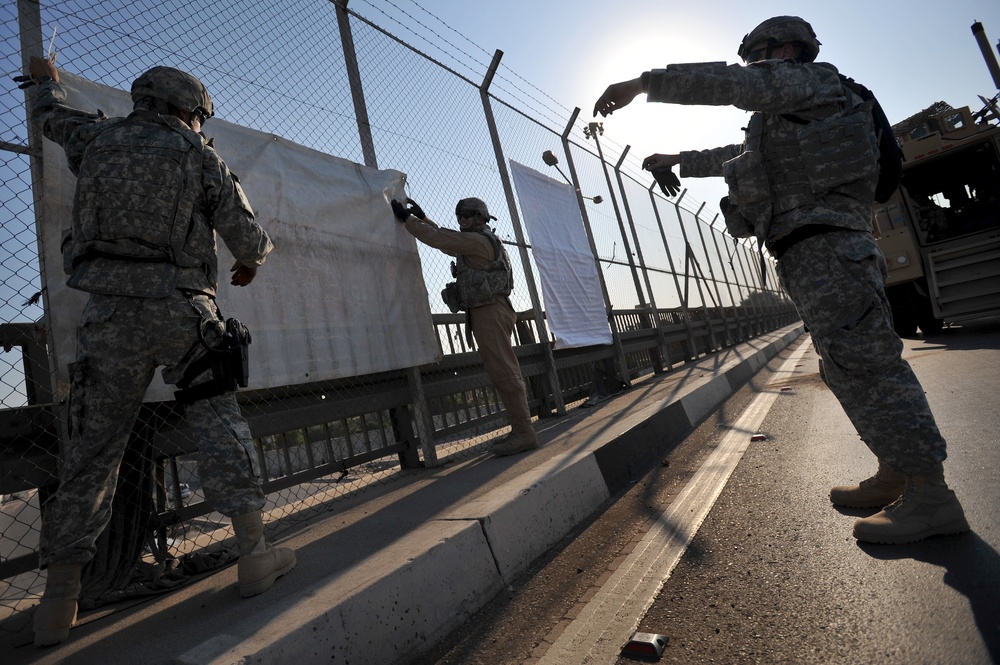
[
  {"x1": 39, "y1": 72, "x2": 441, "y2": 402},
  {"x1": 509, "y1": 160, "x2": 612, "y2": 350}
]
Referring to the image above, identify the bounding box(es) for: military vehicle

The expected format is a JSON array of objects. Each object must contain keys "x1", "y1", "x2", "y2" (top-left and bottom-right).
[{"x1": 872, "y1": 21, "x2": 1000, "y2": 336}]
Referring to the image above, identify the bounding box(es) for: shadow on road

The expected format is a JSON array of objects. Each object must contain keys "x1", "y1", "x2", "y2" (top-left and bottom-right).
[
  {"x1": 909, "y1": 317, "x2": 1000, "y2": 351},
  {"x1": 859, "y1": 532, "x2": 1000, "y2": 663}
]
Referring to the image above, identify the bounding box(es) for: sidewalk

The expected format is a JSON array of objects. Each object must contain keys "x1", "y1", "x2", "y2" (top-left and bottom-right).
[{"x1": 6, "y1": 323, "x2": 804, "y2": 665}]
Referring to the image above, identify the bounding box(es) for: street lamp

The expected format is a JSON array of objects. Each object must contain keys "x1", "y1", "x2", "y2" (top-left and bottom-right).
[{"x1": 542, "y1": 150, "x2": 603, "y2": 203}]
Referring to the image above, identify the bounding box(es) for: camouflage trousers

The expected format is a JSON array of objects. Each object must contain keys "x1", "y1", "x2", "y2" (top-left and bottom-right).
[
  {"x1": 39, "y1": 291, "x2": 265, "y2": 567},
  {"x1": 470, "y1": 301, "x2": 534, "y2": 440},
  {"x1": 777, "y1": 229, "x2": 946, "y2": 474}
]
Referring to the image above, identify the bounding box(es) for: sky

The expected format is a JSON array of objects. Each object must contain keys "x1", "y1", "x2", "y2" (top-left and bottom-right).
[
  {"x1": 349, "y1": 0, "x2": 1000, "y2": 209},
  {"x1": 3, "y1": 0, "x2": 1000, "y2": 406}
]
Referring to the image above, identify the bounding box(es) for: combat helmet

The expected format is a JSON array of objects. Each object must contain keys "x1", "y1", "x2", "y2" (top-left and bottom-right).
[
  {"x1": 738, "y1": 16, "x2": 821, "y2": 63},
  {"x1": 131, "y1": 66, "x2": 214, "y2": 120},
  {"x1": 455, "y1": 197, "x2": 497, "y2": 227}
]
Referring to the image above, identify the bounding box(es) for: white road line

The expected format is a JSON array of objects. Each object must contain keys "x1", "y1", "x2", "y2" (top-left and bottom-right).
[{"x1": 538, "y1": 339, "x2": 811, "y2": 664}]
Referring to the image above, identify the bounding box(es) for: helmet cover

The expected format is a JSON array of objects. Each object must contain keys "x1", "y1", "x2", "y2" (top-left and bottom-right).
[
  {"x1": 131, "y1": 66, "x2": 214, "y2": 119},
  {"x1": 455, "y1": 197, "x2": 497, "y2": 221},
  {"x1": 738, "y1": 16, "x2": 821, "y2": 63}
]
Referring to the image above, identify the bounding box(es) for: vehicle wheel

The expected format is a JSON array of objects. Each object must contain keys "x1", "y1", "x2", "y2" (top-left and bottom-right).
[
  {"x1": 887, "y1": 284, "x2": 918, "y2": 337},
  {"x1": 913, "y1": 280, "x2": 944, "y2": 335},
  {"x1": 893, "y1": 312, "x2": 918, "y2": 337},
  {"x1": 918, "y1": 315, "x2": 944, "y2": 335}
]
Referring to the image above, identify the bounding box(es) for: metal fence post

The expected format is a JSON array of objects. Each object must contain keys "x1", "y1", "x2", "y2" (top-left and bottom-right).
[
  {"x1": 708, "y1": 213, "x2": 747, "y2": 341},
  {"x1": 746, "y1": 240, "x2": 776, "y2": 327},
  {"x1": 333, "y1": 0, "x2": 435, "y2": 466},
  {"x1": 737, "y1": 240, "x2": 768, "y2": 333},
  {"x1": 332, "y1": 0, "x2": 377, "y2": 169},
  {"x1": 480, "y1": 50, "x2": 565, "y2": 416},
  {"x1": 690, "y1": 206, "x2": 734, "y2": 346},
  {"x1": 560, "y1": 111, "x2": 632, "y2": 387},
  {"x1": 585, "y1": 123, "x2": 646, "y2": 309},
  {"x1": 613, "y1": 151, "x2": 665, "y2": 372},
  {"x1": 648, "y1": 185, "x2": 698, "y2": 361},
  {"x1": 405, "y1": 366, "x2": 438, "y2": 466},
  {"x1": 705, "y1": 214, "x2": 750, "y2": 341},
  {"x1": 17, "y1": 0, "x2": 56, "y2": 404},
  {"x1": 674, "y1": 199, "x2": 720, "y2": 353}
]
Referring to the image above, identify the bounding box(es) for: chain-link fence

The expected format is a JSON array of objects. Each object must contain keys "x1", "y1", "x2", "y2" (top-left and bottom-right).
[{"x1": 0, "y1": 0, "x2": 796, "y2": 638}]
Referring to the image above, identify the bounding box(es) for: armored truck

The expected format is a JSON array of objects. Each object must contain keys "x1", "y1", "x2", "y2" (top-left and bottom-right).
[{"x1": 872, "y1": 21, "x2": 1000, "y2": 336}]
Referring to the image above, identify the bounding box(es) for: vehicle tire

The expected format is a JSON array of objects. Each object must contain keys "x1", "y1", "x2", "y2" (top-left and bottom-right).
[
  {"x1": 918, "y1": 315, "x2": 944, "y2": 335},
  {"x1": 894, "y1": 311, "x2": 918, "y2": 337},
  {"x1": 913, "y1": 280, "x2": 944, "y2": 335},
  {"x1": 887, "y1": 284, "x2": 918, "y2": 337}
]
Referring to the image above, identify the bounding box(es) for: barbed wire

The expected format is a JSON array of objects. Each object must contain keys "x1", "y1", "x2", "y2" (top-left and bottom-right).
[
  {"x1": 403, "y1": 0, "x2": 573, "y2": 123},
  {"x1": 351, "y1": 0, "x2": 576, "y2": 132}
]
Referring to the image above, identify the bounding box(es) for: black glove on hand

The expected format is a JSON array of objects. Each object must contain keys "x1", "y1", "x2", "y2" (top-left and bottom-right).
[
  {"x1": 651, "y1": 167, "x2": 681, "y2": 198},
  {"x1": 12, "y1": 74, "x2": 36, "y2": 89},
  {"x1": 391, "y1": 198, "x2": 425, "y2": 222}
]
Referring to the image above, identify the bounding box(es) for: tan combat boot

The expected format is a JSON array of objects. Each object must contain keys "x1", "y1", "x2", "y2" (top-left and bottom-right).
[
  {"x1": 852, "y1": 467, "x2": 970, "y2": 544},
  {"x1": 830, "y1": 459, "x2": 905, "y2": 508},
  {"x1": 491, "y1": 378, "x2": 538, "y2": 457},
  {"x1": 232, "y1": 511, "x2": 296, "y2": 598},
  {"x1": 492, "y1": 431, "x2": 538, "y2": 456},
  {"x1": 34, "y1": 563, "x2": 82, "y2": 647}
]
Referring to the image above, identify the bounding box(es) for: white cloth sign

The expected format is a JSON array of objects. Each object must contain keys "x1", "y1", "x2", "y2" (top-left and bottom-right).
[
  {"x1": 40, "y1": 72, "x2": 441, "y2": 402},
  {"x1": 509, "y1": 160, "x2": 612, "y2": 349}
]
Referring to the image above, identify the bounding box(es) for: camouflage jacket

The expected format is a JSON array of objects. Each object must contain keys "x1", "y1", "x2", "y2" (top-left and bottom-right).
[
  {"x1": 32, "y1": 79, "x2": 272, "y2": 297},
  {"x1": 646, "y1": 60, "x2": 877, "y2": 245},
  {"x1": 404, "y1": 217, "x2": 514, "y2": 311}
]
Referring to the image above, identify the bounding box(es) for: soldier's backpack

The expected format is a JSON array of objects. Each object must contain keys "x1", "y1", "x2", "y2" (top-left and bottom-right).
[
  {"x1": 839, "y1": 75, "x2": 902, "y2": 203},
  {"x1": 782, "y1": 74, "x2": 903, "y2": 204}
]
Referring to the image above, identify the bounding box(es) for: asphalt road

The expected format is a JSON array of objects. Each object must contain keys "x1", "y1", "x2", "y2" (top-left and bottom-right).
[{"x1": 418, "y1": 317, "x2": 1000, "y2": 665}]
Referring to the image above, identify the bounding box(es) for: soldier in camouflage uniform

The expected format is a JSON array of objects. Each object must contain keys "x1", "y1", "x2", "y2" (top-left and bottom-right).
[
  {"x1": 391, "y1": 197, "x2": 538, "y2": 456},
  {"x1": 594, "y1": 16, "x2": 968, "y2": 545},
  {"x1": 24, "y1": 56, "x2": 295, "y2": 647}
]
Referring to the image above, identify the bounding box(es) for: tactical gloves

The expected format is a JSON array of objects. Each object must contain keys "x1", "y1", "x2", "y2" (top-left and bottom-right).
[
  {"x1": 651, "y1": 167, "x2": 681, "y2": 198},
  {"x1": 12, "y1": 74, "x2": 38, "y2": 89},
  {"x1": 14, "y1": 56, "x2": 59, "y2": 89},
  {"x1": 391, "y1": 198, "x2": 426, "y2": 222}
]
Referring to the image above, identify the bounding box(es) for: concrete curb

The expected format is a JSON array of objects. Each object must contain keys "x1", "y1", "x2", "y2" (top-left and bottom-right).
[
  {"x1": 176, "y1": 325, "x2": 804, "y2": 664},
  {"x1": 177, "y1": 521, "x2": 504, "y2": 665}
]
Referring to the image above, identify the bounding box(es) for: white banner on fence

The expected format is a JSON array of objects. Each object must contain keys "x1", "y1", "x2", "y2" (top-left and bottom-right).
[
  {"x1": 40, "y1": 72, "x2": 441, "y2": 402},
  {"x1": 509, "y1": 160, "x2": 612, "y2": 350}
]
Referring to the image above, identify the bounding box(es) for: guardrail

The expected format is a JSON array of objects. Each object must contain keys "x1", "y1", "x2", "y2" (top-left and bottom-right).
[{"x1": 0, "y1": 0, "x2": 796, "y2": 636}]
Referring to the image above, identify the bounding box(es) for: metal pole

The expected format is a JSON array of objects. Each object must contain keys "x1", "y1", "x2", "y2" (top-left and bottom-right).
[
  {"x1": 648, "y1": 183, "x2": 697, "y2": 361},
  {"x1": 18, "y1": 0, "x2": 56, "y2": 405},
  {"x1": 613, "y1": 151, "x2": 665, "y2": 372},
  {"x1": 736, "y1": 239, "x2": 767, "y2": 332},
  {"x1": 560, "y1": 110, "x2": 632, "y2": 387},
  {"x1": 586, "y1": 124, "x2": 646, "y2": 308},
  {"x1": 690, "y1": 206, "x2": 733, "y2": 346},
  {"x1": 765, "y1": 256, "x2": 784, "y2": 326},
  {"x1": 728, "y1": 236, "x2": 755, "y2": 332},
  {"x1": 716, "y1": 221, "x2": 754, "y2": 338},
  {"x1": 480, "y1": 50, "x2": 565, "y2": 415},
  {"x1": 613, "y1": 147, "x2": 656, "y2": 309},
  {"x1": 674, "y1": 200, "x2": 719, "y2": 352},
  {"x1": 705, "y1": 214, "x2": 747, "y2": 341},
  {"x1": 333, "y1": 0, "x2": 440, "y2": 462},
  {"x1": 332, "y1": 0, "x2": 378, "y2": 169}
]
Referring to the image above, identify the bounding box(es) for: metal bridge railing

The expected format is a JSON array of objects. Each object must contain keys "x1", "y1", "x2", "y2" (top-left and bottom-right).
[{"x1": 0, "y1": 0, "x2": 796, "y2": 637}]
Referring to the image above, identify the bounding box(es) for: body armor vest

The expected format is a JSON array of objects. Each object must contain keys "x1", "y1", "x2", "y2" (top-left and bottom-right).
[
  {"x1": 442, "y1": 227, "x2": 513, "y2": 312},
  {"x1": 65, "y1": 112, "x2": 217, "y2": 297},
  {"x1": 721, "y1": 83, "x2": 879, "y2": 243}
]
